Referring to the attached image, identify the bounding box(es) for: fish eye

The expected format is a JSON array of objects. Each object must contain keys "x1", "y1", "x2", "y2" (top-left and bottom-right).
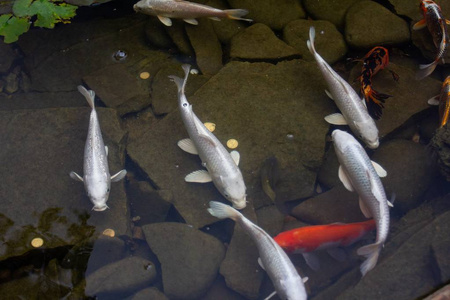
[
  {"x1": 224, "y1": 193, "x2": 230, "y2": 198},
  {"x1": 183, "y1": 103, "x2": 187, "y2": 107}
]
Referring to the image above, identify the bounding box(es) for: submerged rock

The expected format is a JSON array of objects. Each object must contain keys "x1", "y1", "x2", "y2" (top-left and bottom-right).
[
  {"x1": 0, "y1": 43, "x2": 16, "y2": 73},
  {"x1": 83, "y1": 64, "x2": 150, "y2": 116},
  {"x1": 127, "y1": 60, "x2": 335, "y2": 228},
  {"x1": 206, "y1": 0, "x2": 248, "y2": 44},
  {"x1": 230, "y1": 23, "x2": 300, "y2": 60},
  {"x1": 283, "y1": 20, "x2": 347, "y2": 65},
  {"x1": 303, "y1": 0, "x2": 362, "y2": 29},
  {"x1": 345, "y1": 1, "x2": 410, "y2": 48},
  {"x1": 142, "y1": 222, "x2": 225, "y2": 300},
  {"x1": 85, "y1": 235, "x2": 126, "y2": 277},
  {"x1": 220, "y1": 206, "x2": 263, "y2": 299},
  {"x1": 165, "y1": 22, "x2": 195, "y2": 56},
  {"x1": 431, "y1": 125, "x2": 450, "y2": 181},
  {"x1": 127, "y1": 287, "x2": 169, "y2": 300},
  {"x1": 85, "y1": 256, "x2": 157, "y2": 298},
  {"x1": 186, "y1": 19, "x2": 223, "y2": 75},
  {"x1": 372, "y1": 139, "x2": 439, "y2": 214},
  {"x1": 227, "y1": 0, "x2": 305, "y2": 31},
  {"x1": 387, "y1": 0, "x2": 422, "y2": 20},
  {"x1": 0, "y1": 107, "x2": 128, "y2": 260}
]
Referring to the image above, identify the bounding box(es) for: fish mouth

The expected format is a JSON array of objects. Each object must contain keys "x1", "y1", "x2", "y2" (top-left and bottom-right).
[
  {"x1": 367, "y1": 140, "x2": 379, "y2": 149},
  {"x1": 92, "y1": 205, "x2": 108, "y2": 211},
  {"x1": 232, "y1": 200, "x2": 246, "y2": 210}
]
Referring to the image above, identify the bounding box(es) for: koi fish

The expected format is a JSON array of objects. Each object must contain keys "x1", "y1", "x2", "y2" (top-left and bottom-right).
[
  {"x1": 274, "y1": 220, "x2": 376, "y2": 271},
  {"x1": 428, "y1": 76, "x2": 450, "y2": 128},
  {"x1": 413, "y1": 0, "x2": 450, "y2": 79},
  {"x1": 332, "y1": 129, "x2": 392, "y2": 276},
  {"x1": 169, "y1": 65, "x2": 247, "y2": 209},
  {"x1": 307, "y1": 26, "x2": 380, "y2": 149},
  {"x1": 357, "y1": 46, "x2": 398, "y2": 120},
  {"x1": 208, "y1": 201, "x2": 308, "y2": 300},
  {"x1": 133, "y1": 0, "x2": 252, "y2": 27},
  {"x1": 70, "y1": 86, "x2": 127, "y2": 211}
]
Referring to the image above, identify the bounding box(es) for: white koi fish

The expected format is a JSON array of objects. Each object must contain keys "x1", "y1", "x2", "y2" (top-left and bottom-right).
[
  {"x1": 208, "y1": 201, "x2": 308, "y2": 300},
  {"x1": 70, "y1": 86, "x2": 127, "y2": 211},
  {"x1": 332, "y1": 129, "x2": 391, "y2": 276},
  {"x1": 169, "y1": 65, "x2": 247, "y2": 209},
  {"x1": 307, "y1": 26, "x2": 379, "y2": 149},
  {"x1": 133, "y1": 0, "x2": 252, "y2": 27}
]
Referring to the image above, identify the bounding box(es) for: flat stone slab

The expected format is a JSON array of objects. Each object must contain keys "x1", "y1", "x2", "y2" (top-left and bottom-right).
[
  {"x1": 0, "y1": 107, "x2": 128, "y2": 260},
  {"x1": 127, "y1": 60, "x2": 335, "y2": 228}
]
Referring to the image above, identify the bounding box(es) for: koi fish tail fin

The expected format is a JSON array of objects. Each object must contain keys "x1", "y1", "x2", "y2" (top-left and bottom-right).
[
  {"x1": 168, "y1": 64, "x2": 191, "y2": 94},
  {"x1": 77, "y1": 85, "x2": 96, "y2": 109},
  {"x1": 208, "y1": 201, "x2": 241, "y2": 222},
  {"x1": 307, "y1": 27, "x2": 316, "y2": 55},
  {"x1": 357, "y1": 242, "x2": 382, "y2": 276},
  {"x1": 416, "y1": 60, "x2": 438, "y2": 80},
  {"x1": 365, "y1": 86, "x2": 391, "y2": 120},
  {"x1": 224, "y1": 9, "x2": 252, "y2": 22}
]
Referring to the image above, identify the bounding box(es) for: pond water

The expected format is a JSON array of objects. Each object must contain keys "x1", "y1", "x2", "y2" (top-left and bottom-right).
[{"x1": 1, "y1": 0, "x2": 450, "y2": 299}]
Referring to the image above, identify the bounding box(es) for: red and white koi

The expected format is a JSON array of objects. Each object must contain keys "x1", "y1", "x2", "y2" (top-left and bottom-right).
[
  {"x1": 413, "y1": 0, "x2": 450, "y2": 79},
  {"x1": 274, "y1": 220, "x2": 376, "y2": 271},
  {"x1": 428, "y1": 76, "x2": 450, "y2": 128},
  {"x1": 357, "y1": 47, "x2": 398, "y2": 120}
]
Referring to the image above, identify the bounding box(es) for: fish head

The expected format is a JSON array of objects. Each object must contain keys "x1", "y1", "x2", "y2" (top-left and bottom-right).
[
  {"x1": 133, "y1": 0, "x2": 152, "y2": 13},
  {"x1": 220, "y1": 176, "x2": 247, "y2": 209},
  {"x1": 331, "y1": 129, "x2": 352, "y2": 151},
  {"x1": 87, "y1": 183, "x2": 111, "y2": 212},
  {"x1": 353, "y1": 120, "x2": 379, "y2": 149},
  {"x1": 278, "y1": 277, "x2": 307, "y2": 300}
]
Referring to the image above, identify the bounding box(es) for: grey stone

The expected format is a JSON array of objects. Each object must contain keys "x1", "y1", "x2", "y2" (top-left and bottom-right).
[
  {"x1": 431, "y1": 125, "x2": 450, "y2": 181},
  {"x1": 317, "y1": 143, "x2": 341, "y2": 190},
  {"x1": 227, "y1": 0, "x2": 305, "y2": 31},
  {"x1": 220, "y1": 206, "x2": 263, "y2": 299},
  {"x1": 206, "y1": 0, "x2": 248, "y2": 44},
  {"x1": 82, "y1": 64, "x2": 150, "y2": 116},
  {"x1": 303, "y1": 0, "x2": 362, "y2": 29},
  {"x1": 199, "y1": 275, "x2": 247, "y2": 300},
  {"x1": 348, "y1": 61, "x2": 441, "y2": 136},
  {"x1": 345, "y1": 1, "x2": 410, "y2": 49},
  {"x1": 85, "y1": 235, "x2": 126, "y2": 277},
  {"x1": 165, "y1": 22, "x2": 195, "y2": 56},
  {"x1": 127, "y1": 60, "x2": 335, "y2": 228},
  {"x1": 291, "y1": 185, "x2": 365, "y2": 224},
  {"x1": 0, "y1": 43, "x2": 16, "y2": 73},
  {"x1": 144, "y1": 18, "x2": 174, "y2": 49},
  {"x1": 4, "y1": 71, "x2": 19, "y2": 94},
  {"x1": 128, "y1": 287, "x2": 169, "y2": 300},
  {"x1": 255, "y1": 205, "x2": 284, "y2": 237},
  {"x1": 126, "y1": 180, "x2": 172, "y2": 225},
  {"x1": 0, "y1": 91, "x2": 90, "y2": 111},
  {"x1": 85, "y1": 256, "x2": 157, "y2": 297},
  {"x1": 0, "y1": 107, "x2": 128, "y2": 260},
  {"x1": 186, "y1": 19, "x2": 223, "y2": 75},
  {"x1": 143, "y1": 222, "x2": 225, "y2": 299},
  {"x1": 151, "y1": 64, "x2": 209, "y2": 115},
  {"x1": 283, "y1": 20, "x2": 347, "y2": 65},
  {"x1": 372, "y1": 140, "x2": 439, "y2": 213},
  {"x1": 230, "y1": 23, "x2": 300, "y2": 60},
  {"x1": 387, "y1": 0, "x2": 422, "y2": 20}
]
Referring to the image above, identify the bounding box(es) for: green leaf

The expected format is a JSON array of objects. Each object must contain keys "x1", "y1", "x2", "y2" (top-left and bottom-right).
[
  {"x1": 0, "y1": 14, "x2": 12, "y2": 29},
  {"x1": 30, "y1": 0, "x2": 77, "y2": 29},
  {"x1": 0, "y1": 15, "x2": 30, "y2": 43},
  {"x1": 12, "y1": 0, "x2": 34, "y2": 17}
]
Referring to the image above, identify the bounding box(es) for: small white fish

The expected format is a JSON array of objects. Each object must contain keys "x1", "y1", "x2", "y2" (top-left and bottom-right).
[
  {"x1": 208, "y1": 201, "x2": 308, "y2": 300},
  {"x1": 70, "y1": 86, "x2": 127, "y2": 211},
  {"x1": 133, "y1": 0, "x2": 252, "y2": 27},
  {"x1": 332, "y1": 129, "x2": 391, "y2": 276},
  {"x1": 307, "y1": 26, "x2": 380, "y2": 149},
  {"x1": 169, "y1": 65, "x2": 247, "y2": 209}
]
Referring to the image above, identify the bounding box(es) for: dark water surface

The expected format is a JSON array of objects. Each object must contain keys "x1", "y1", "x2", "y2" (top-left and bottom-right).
[{"x1": 1, "y1": 0, "x2": 450, "y2": 299}]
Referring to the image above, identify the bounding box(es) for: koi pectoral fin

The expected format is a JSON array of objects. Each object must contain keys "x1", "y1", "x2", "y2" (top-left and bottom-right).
[
  {"x1": 111, "y1": 170, "x2": 127, "y2": 182},
  {"x1": 359, "y1": 198, "x2": 373, "y2": 218},
  {"x1": 178, "y1": 138, "x2": 199, "y2": 155},
  {"x1": 70, "y1": 171, "x2": 83, "y2": 182},
  {"x1": 413, "y1": 19, "x2": 426, "y2": 30},
  {"x1": 302, "y1": 252, "x2": 321, "y2": 271},
  {"x1": 157, "y1": 15, "x2": 172, "y2": 26},
  {"x1": 185, "y1": 170, "x2": 212, "y2": 183},
  {"x1": 325, "y1": 113, "x2": 348, "y2": 125},
  {"x1": 427, "y1": 95, "x2": 440, "y2": 105}
]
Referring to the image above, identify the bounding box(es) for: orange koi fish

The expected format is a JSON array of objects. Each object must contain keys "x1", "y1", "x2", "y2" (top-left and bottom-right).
[
  {"x1": 414, "y1": 0, "x2": 450, "y2": 79},
  {"x1": 357, "y1": 46, "x2": 398, "y2": 120},
  {"x1": 428, "y1": 76, "x2": 450, "y2": 128},
  {"x1": 274, "y1": 220, "x2": 376, "y2": 271}
]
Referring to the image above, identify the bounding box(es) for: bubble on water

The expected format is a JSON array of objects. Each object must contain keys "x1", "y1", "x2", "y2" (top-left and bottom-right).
[{"x1": 113, "y1": 50, "x2": 127, "y2": 61}]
